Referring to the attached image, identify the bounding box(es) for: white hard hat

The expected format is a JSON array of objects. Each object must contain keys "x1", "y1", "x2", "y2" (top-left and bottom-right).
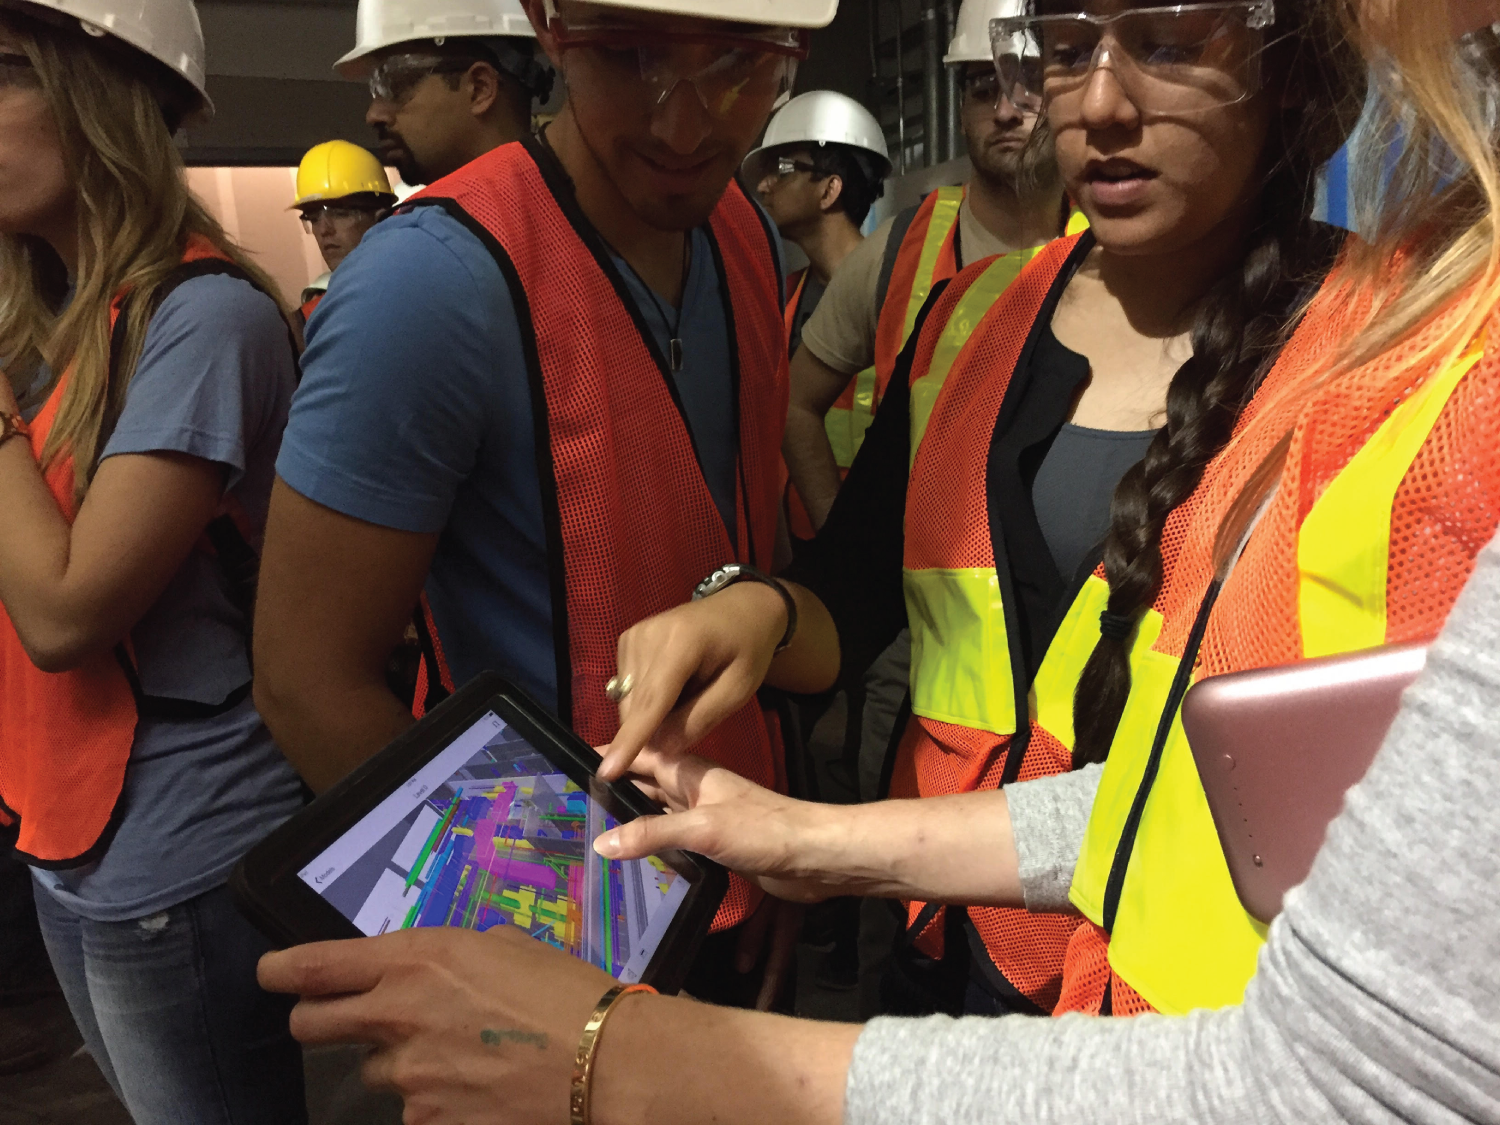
[
  {"x1": 336, "y1": 0, "x2": 536, "y2": 77},
  {"x1": 945, "y1": 0, "x2": 1025, "y2": 64},
  {"x1": 545, "y1": 0, "x2": 837, "y2": 29},
  {"x1": 5, "y1": 0, "x2": 212, "y2": 122},
  {"x1": 741, "y1": 91, "x2": 890, "y2": 186}
]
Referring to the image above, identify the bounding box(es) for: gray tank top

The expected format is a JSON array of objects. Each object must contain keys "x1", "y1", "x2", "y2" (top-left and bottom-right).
[{"x1": 1031, "y1": 423, "x2": 1157, "y2": 583}]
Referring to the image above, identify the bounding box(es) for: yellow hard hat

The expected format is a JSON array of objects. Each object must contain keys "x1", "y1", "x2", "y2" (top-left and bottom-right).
[{"x1": 291, "y1": 141, "x2": 395, "y2": 209}]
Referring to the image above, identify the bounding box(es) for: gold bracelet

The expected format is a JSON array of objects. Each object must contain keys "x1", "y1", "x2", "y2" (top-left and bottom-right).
[{"x1": 570, "y1": 982, "x2": 656, "y2": 1125}]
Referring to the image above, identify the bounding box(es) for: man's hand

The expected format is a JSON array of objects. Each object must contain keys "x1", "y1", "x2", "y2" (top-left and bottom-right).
[
  {"x1": 598, "y1": 583, "x2": 790, "y2": 780},
  {"x1": 260, "y1": 926, "x2": 617, "y2": 1125}
]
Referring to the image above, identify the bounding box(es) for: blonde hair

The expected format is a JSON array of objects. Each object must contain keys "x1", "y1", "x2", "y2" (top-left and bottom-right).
[
  {"x1": 0, "y1": 11, "x2": 291, "y2": 504},
  {"x1": 1213, "y1": 2, "x2": 1500, "y2": 565}
]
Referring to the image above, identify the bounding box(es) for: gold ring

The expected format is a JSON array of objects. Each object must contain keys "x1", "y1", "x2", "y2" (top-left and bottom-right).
[{"x1": 605, "y1": 673, "x2": 634, "y2": 704}]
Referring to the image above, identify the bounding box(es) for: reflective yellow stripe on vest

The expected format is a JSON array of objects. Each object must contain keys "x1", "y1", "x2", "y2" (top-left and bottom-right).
[
  {"x1": 1299, "y1": 335, "x2": 1486, "y2": 656},
  {"x1": 825, "y1": 365, "x2": 879, "y2": 469},
  {"x1": 1067, "y1": 341, "x2": 1485, "y2": 1016},
  {"x1": 909, "y1": 249, "x2": 1043, "y2": 464},
  {"x1": 901, "y1": 186, "x2": 965, "y2": 344},
  {"x1": 902, "y1": 251, "x2": 1059, "y2": 737}
]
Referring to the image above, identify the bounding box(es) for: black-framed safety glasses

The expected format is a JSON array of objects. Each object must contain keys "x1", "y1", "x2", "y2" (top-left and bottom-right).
[
  {"x1": 772, "y1": 157, "x2": 825, "y2": 180},
  {"x1": 992, "y1": 1, "x2": 1277, "y2": 115},
  {"x1": 544, "y1": 5, "x2": 809, "y2": 121}
]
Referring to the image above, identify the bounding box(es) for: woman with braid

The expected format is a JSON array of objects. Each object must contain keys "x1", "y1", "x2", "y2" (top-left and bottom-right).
[
  {"x1": 577, "y1": 0, "x2": 1500, "y2": 1022},
  {"x1": 259, "y1": 1, "x2": 1500, "y2": 1118},
  {"x1": 606, "y1": 0, "x2": 1365, "y2": 1019}
]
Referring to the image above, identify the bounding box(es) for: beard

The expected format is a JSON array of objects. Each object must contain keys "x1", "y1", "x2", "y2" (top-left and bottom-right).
[
  {"x1": 374, "y1": 127, "x2": 427, "y2": 188},
  {"x1": 969, "y1": 124, "x2": 1060, "y2": 198}
]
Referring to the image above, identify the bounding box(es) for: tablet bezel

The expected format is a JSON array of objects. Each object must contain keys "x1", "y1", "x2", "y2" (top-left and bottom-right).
[{"x1": 230, "y1": 672, "x2": 726, "y2": 995}]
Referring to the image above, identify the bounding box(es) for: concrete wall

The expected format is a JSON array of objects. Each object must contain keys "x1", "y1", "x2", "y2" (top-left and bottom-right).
[{"x1": 181, "y1": 2, "x2": 368, "y2": 165}]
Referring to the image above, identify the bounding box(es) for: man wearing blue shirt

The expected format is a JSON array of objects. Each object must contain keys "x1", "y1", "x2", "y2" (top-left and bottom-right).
[{"x1": 253, "y1": 0, "x2": 837, "y2": 1007}]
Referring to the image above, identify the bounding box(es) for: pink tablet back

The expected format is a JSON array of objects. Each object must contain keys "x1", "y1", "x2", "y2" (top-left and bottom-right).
[{"x1": 1181, "y1": 642, "x2": 1428, "y2": 923}]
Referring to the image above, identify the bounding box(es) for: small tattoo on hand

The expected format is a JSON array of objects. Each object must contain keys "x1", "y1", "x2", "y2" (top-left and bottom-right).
[{"x1": 480, "y1": 1028, "x2": 548, "y2": 1050}]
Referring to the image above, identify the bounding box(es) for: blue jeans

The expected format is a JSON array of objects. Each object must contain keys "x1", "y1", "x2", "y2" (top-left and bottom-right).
[{"x1": 33, "y1": 880, "x2": 307, "y2": 1125}]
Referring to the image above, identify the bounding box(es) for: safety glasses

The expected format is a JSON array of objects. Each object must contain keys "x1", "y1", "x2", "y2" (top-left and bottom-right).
[
  {"x1": 368, "y1": 53, "x2": 485, "y2": 106},
  {"x1": 299, "y1": 203, "x2": 381, "y2": 231},
  {"x1": 772, "y1": 157, "x2": 822, "y2": 179},
  {"x1": 546, "y1": 9, "x2": 809, "y2": 121},
  {"x1": 962, "y1": 64, "x2": 1043, "y2": 113},
  {"x1": 991, "y1": 1, "x2": 1277, "y2": 115}
]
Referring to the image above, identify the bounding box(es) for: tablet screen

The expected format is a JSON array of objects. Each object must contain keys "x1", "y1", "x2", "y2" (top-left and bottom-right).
[{"x1": 295, "y1": 711, "x2": 690, "y2": 983}]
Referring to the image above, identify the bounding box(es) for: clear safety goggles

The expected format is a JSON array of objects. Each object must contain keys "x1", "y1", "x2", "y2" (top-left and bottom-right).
[
  {"x1": 546, "y1": 9, "x2": 809, "y2": 121},
  {"x1": 299, "y1": 202, "x2": 383, "y2": 231},
  {"x1": 991, "y1": 1, "x2": 1277, "y2": 115},
  {"x1": 962, "y1": 63, "x2": 1043, "y2": 113},
  {"x1": 368, "y1": 53, "x2": 486, "y2": 106}
]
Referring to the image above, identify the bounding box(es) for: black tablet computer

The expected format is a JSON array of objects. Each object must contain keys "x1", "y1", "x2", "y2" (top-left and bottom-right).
[{"x1": 231, "y1": 673, "x2": 726, "y2": 994}]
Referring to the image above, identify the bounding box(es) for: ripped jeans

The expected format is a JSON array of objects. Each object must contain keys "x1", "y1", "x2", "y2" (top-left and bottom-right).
[{"x1": 32, "y1": 881, "x2": 306, "y2": 1125}]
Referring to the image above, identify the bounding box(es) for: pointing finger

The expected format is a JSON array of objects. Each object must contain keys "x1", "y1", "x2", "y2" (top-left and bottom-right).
[{"x1": 258, "y1": 936, "x2": 400, "y2": 998}]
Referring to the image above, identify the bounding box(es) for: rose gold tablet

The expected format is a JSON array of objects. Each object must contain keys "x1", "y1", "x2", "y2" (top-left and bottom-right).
[{"x1": 1181, "y1": 642, "x2": 1428, "y2": 924}]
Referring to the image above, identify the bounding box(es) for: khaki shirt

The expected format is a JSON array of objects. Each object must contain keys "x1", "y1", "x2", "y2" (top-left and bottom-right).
[{"x1": 800, "y1": 195, "x2": 1018, "y2": 377}]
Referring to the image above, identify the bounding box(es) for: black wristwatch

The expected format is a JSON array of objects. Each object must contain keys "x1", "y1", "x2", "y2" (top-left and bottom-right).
[{"x1": 692, "y1": 563, "x2": 798, "y2": 654}]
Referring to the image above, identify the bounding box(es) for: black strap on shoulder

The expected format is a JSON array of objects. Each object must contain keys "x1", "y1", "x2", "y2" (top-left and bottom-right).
[{"x1": 875, "y1": 202, "x2": 923, "y2": 320}]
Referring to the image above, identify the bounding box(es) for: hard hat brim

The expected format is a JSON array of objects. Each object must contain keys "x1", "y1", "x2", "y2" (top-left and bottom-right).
[
  {"x1": 334, "y1": 11, "x2": 540, "y2": 79},
  {"x1": 561, "y1": 0, "x2": 836, "y2": 28}
]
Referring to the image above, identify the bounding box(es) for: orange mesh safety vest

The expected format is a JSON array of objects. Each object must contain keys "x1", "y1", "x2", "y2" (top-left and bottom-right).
[
  {"x1": 1048, "y1": 274, "x2": 1500, "y2": 1018},
  {"x1": 888, "y1": 234, "x2": 1089, "y2": 1011},
  {"x1": 0, "y1": 236, "x2": 247, "y2": 868},
  {"x1": 405, "y1": 138, "x2": 787, "y2": 931},
  {"x1": 873, "y1": 187, "x2": 964, "y2": 391}
]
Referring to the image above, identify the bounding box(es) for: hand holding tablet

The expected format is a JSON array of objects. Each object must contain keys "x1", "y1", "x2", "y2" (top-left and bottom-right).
[{"x1": 232, "y1": 674, "x2": 727, "y2": 994}]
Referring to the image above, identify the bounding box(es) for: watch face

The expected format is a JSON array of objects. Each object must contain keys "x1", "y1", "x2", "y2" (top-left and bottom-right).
[{"x1": 695, "y1": 565, "x2": 740, "y2": 601}]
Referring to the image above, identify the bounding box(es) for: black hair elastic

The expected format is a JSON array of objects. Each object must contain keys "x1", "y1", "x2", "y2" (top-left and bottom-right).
[{"x1": 1099, "y1": 611, "x2": 1136, "y2": 643}]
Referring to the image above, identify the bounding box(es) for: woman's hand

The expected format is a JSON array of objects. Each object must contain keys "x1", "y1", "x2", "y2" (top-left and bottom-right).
[
  {"x1": 600, "y1": 752, "x2": 850, "y2": 904},
  {"x1": 609, "y1": 751, "x2": 1030, "y2": 911},
  {"x1": 598, "y1": 583, "x2": 789, "y2": 779},
  {"x1": 259, "y1": 926, "x2": 618, "y2": 1125}
]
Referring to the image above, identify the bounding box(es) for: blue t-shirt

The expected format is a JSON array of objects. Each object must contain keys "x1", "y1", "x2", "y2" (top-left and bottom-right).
[
  {"x1": 34, "y1": 274, "x2": 306, "y2": 922},
  {"x1": 277, "y1": 205, "x2": 756, "y2": 712}
]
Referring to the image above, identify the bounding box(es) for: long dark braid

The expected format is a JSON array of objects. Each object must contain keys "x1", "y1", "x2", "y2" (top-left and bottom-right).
[{"x1": 1069, "y1": 4, "x2": 1365, "y2": 767}]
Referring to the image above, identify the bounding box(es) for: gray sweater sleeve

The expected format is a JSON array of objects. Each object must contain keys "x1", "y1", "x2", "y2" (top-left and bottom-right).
[
  {"x1": 845, "y1": 531, "x2": 1500, "y2": 1125},
  {"x1": 1006, "y1": 765, "x2": 1101, "y2": 913}
]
